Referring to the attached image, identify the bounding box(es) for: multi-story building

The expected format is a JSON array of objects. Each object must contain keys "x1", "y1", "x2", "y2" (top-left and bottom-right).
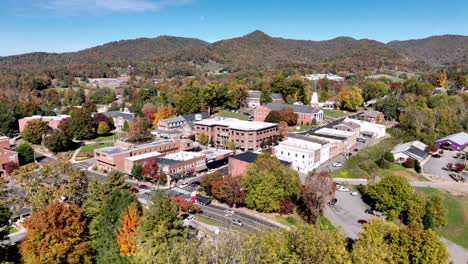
[
  {"x1": 314, "y1": 128, "x2": 356, "y2": 149},
  {"x1": 18, "y1": 115, "x2": 70, "y2": 133},
  {"x1": 254, "y1": 103, "x2": 323, "y2": 125},
  {"x1": 229, "y1": 152, "x2": 259, "y2": 177},
  {"x1": 273, "y1": 133, "x2": 330, "y2": 173},
  {"x1": 344, "y1": 118, "x2": 386, "y2": 138},
  {"x1": 157, "y1": 116, "x2": 187, "y2": 132},
  {"x1": 94, "y1": 139, "x2": 194, "y2": 172},
  {"x1": 0, "y1": 137, "x2": 18, "y2": 177},
  {"x1": 193, "y1": 117, "x2": 278, "y2": 151},
  {"x1": 157, "y1": 151, "x2": 207, "y2": 179}
]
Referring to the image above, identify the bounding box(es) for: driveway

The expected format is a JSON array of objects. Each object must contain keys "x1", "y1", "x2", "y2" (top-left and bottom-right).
[
  {"x1": 423, "y1": 150, "x2": 466, "y2": 182},
  {"x1": 324, "y1": 190, "x2": 372, "y2": 239}
]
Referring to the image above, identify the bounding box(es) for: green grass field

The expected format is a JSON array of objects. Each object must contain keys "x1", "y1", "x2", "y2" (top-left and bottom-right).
[
  {"x1": 80, "y1": 142, "x2": 114, "y2": 154},
  {"x1": 87, "y1": 133, "x2": 118, "y2": 142},
  {"x1": 8, "y1": 226, "x2": 18, "y2": 234},
  {"x1": 323, "y1": 109, "x2": 348, "y2": 119},
  {"x1": 275, "y1": 214, "x2": 303, "y2": 227},
  {"x1": 417, "y1": 187, "x2": 468, "y2": 249},
  {"x1": 218, "y1": 110, "x2": 248, "y2": 120},
  {"x1": 367, "y1": 74, "x2": 405, "y2": 83},
  {"x1": 332, "y1": 137, "x2": 405, "y2": 179}
]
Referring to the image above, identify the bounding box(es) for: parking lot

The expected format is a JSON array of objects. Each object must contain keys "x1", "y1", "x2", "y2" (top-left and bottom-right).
[
  {"x1": 324, "y1": 190, "x2": 373, "y2": 239},
  {"x1": 422, "y1": 150, "x2": 467, "y2": 182}
]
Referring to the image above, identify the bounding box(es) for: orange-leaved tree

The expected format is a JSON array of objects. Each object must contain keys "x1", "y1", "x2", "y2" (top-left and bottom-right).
[
  {"x1": 117, "y1": 202, "x2": 141, "y2": 257},
  {"x1": 152, "y1": 105, "x2": 175, "y2": 128},
  {"x1": 20, "y1": 201, "x2": 92, "y2": 264}
]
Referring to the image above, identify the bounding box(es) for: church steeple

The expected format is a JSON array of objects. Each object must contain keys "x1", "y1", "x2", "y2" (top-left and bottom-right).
[{"x1": 310, "y1": 80, "x2": 319, "y2": 108}]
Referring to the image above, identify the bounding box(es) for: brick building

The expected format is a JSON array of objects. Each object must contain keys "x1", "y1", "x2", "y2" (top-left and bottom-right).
[
  {"x1": 193, "y1": 117, "x2": 278, "y2": 151},
  {"x1": 157, "y1": 151, "x2": 207, "y2": 180},
  {"x1": 254, "y1": 103, "x2": 323, "y2": 125},
  {"x1": 228, "y1": 152, "x2": 259, "y2": 177},
  {"x1": 94, "y1": 139, "x2": 194, "y2": 172},
  {"x1": 360, "y1": 110, "x2": 384, "y2": 123},
  {"x1": 0, "y1": 137, "x2": 18, "y2": 177},
  {"x1": 157, "y1": 116, "x2": 187, "y2": 132},
  {"x1": 246, "y1": 90, "x2": 261, "y2": 108},
  {"x1": 18, "y1": 115, "x2": 70, "y2": 133}
]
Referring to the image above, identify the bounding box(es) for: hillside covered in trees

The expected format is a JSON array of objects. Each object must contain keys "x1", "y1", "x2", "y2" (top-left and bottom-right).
[{"x1": 1, "y1": 31, "x2": 466, "y2": 73}]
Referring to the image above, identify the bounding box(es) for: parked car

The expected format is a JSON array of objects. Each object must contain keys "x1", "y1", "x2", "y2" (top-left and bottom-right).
[
  {"x1": 357, "y1": 138, "x2": 366, "y2": 143},
  {"x1": 365, "y1": 209, "x2": 383, "y2": 216},
  {"x1": 231, "y1": 219, "x2": 243, "y2": 226},
  {"x1": 178, "y1": 182, "x2": 189, "y2": 188},
  {"x1": 333, "y1": 162, "x2": 343, "y2": 167},
  {"x1": 353, "y1": 148, "x2": 359, "y2": 152},
  {"x1": 338, "y1": 187, "x2": 349, "y2": 192},
  {"x1": 328, "y1": 198, "x2": 338, "y2": 206},
  {"x1": 357, "y1": 219, "x2": 368, "y2": 224},
  {"x1": 432, "y1": 154, "x2": 441, "y2": 158},
  {"x1": 449, "y1": 173, "x2": 464, "y2": 183},
  {"x1": 183, "y1": 215, "x2": 196, "y2": 224},
  {"x1": 138, "y1": 185, "x2": 149, "y2": 189},
  {"x1": 350, "y1": 191, "x2": 359, "y2": 196},
  {"x1": 190, "y1": 181, "x2": 201, "y2": 187},
  {"x1": 130, "y1": 187, "x2": 139, "y2": 193}
]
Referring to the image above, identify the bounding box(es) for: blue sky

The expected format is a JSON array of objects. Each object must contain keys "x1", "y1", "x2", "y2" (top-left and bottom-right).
[{"x1": 1, "y1": 0, "x2": 467, "y2": 56}]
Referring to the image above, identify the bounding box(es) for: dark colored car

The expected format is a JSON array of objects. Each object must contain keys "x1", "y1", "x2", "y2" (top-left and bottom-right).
[
  {"x1": 432, "y1": 154, "x2": 441, "y2": 158},
  {"x1": 328, "y1": 198, "x2": 338, "y2": 206},
  {"x1": 196, "y1": 194, "x2": 211, "y2": 206},
  {"x1": 130, "y1": 187, "x2": 139, "y2": 193},
  {"x1": 139, "y1": 184, "x2": 149, "y2": 189},
  {"x1": 353, "y1": 148, "x2": 359, "y2": 152},
  {"x1": 358, "y1": 219, "x2": 368, "y2": 224},
  {"x1": 191, "y1": 181, "x2": 201, "y2": 187}
]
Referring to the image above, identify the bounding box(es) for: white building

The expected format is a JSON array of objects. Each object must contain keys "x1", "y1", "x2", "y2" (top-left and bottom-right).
[
  {"x1": 391, "y1": 141, "x2": 428, "y2": 163},
  {"x1": 273, "y1": 134, "x2": 330, "y2": 173},
  {"x1": 304, "y1": 74, "x2": 345, "y2": 82},
  {"x1": 344, "y1": 118, "x2": 386, "y2": 138}
]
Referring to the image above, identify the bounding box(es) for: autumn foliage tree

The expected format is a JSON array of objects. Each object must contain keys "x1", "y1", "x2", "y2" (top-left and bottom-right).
[
  {"x1": 21, "y1": 119, "x2": 49, "y2": 144},
  {"x1": 127, "y1": 116, "x2": 151, "y2": 142},
  {"x1": 211, "y1": 176, "x2": 245, "y2": 207},
  {"x1": 173, "y1": 196, "x2": 201, "y2": 214},
  {"x1": 142, "y1": 159, "x2": 159, "y2": 182},
  {"x1": 117, "y1": 202, "x2": 141, "y2": 257},
  {"x1": 301, "y1": 171, "x2": 336, "y2": 223},
  {"x1": 20, "y1": 202, "x2": 92, "y2": 264},
  {"x1": 152, "y1": 105, "x2": 176, "y2": 128},
  {"x1": 142, "y1": 102, "x2": 157, "y2": 123}
]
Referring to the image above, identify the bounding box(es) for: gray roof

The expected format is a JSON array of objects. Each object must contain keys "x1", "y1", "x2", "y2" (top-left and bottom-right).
[
  {"x1": 436, "y1": 132, "x2": 468, "y2": 145},
  {"x1": 160, "y1": 116, "x2": 186, "y2": 124},
  {"x1": 271, "y1": 93, "x2": 283, "y2": 100},
  {"x1": 157, "y1": 157, "x2": 180, "y2": 166},
  {"x1": 334, "y1": 121, "x2": 360, "y2": 129},
  {"x1": 181, "y1": 112, "x2": 209, "y2": 122},
  {"x1": 231, "y1": 152, "x2": 259, "y2": 163},
  {"x1": 102, "y1": 111, "x2": 134, "y2": 121},
  {"x1": 247, "y1": 90, "x2": 261, "y2": 99},
  {"x1": 265, "y1": 103, "x2": 320, "y2": 114},
  {"x1": 361, "y1": 110, "x2": 383, "y2": 118},
  {"x1": 288, "y1": 133, "x2": 329, "y2": 145}
]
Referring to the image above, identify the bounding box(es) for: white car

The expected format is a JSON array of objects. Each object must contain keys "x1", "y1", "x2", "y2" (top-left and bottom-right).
[
  {"x1": 350, "y1": 191, "x2": 359, "y2": 196},
  {"x1": 338, "y1": 187, "x2": 349, "y2": 192},
  {"x1": 333, "y1": 162, "x2": 344, "y2": 167},
  {"x1": 224, "y1": 209, "x2": 235, "y2": 216},
  {"x1": 183, "y1": 215, "x2": 196, "y2": 224},
  {"x1": 178, "y1": 182, "x2": 189, "y2": 188}
]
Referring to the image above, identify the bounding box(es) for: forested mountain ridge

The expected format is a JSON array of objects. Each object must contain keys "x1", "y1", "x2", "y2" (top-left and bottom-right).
[
  {"x1": 1, "y1": 30, "x2": 466, "y2": 72},
  {"x1": 388, "y1": 35, "x2": 468, "y2": 66}
]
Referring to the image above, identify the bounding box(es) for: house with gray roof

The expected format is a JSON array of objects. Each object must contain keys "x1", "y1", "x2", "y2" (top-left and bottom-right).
[
  {"x1": 99, "y1": 108, "x2": 134, "y2": 131},
  {"x1": 435, "y1": 132, "x2": 468, "y2": 151},
  {"x1": 157, "y1": 116, "x2": 187, "y2": 132},
  {"x1": 246, "y1": 90, "x2": 262, "y2": 108},
  {"x1": 271, "y1": 93, "x2": 284, "y2": 103},
  {"x1": 360, "y1": 110, "x2": 384, "y2": 123},
  {"x1": 391, "y1": 140, "x2": 428, "y2": 163}
]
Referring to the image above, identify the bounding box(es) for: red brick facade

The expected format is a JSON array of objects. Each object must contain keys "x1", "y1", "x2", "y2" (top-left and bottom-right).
[{"x1": 0, "y1": 137, "x2": 18, "y2": 177}]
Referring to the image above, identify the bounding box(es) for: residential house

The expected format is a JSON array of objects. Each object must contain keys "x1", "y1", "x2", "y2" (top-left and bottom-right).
[
  {"x1": 271, "y1": 93, "x2": 284, "y2": 104},
  {"x1": 157, "y1": 116, "x2": 187, "y2": 132},
  {"x1": 100, "y1": 108, "x2": 134, "y2": 131},
  {"x1": 0, "y1": 137, "x2": 19, "y2": 177},
  {"x1": 246, "y1": 90, "x2": 262, "y2": 108},
  {"x1": 360, "y1": 110, "x2": 384, "y2": 123},
  {"x1": 391, "y1": 141, "x2": 428, "y2": 163}
]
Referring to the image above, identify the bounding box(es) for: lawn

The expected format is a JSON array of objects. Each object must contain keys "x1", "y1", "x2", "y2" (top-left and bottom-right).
[
  {"x1": 332, "y1": 137, "x2": 402, "y2": 179},
  {"x1": 318, "y1": 215, "x2": 336, "y2": 231},
  {"x1": 323, "y1": 109, "x2": 348, "y2": 119},
  {"x1": 80, "y1": 142, "x2": 114, "y2": 154},
  {"x1": 8, "y1": 226, "x2": 18, "y2": 234},
  {"x1": 218, "y1": 110, "x2": 248, "y2": 121},
  {"x1": 275, "y1": 213, "x2": 303, "y2": 227},
  {"x1": 417, "y1": 187, "x2": 468, "y2": 249},
  {"x1": 88, "y1": 133, "x2": 118, "y2": 142},
  {"x1": 288, "y1": 124, "x2": 313, "y2": 132}
]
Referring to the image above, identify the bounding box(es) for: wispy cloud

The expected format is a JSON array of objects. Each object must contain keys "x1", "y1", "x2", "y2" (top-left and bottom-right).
[{"x1": 12, "y1": 0, "x2": 191, "y2": 15}]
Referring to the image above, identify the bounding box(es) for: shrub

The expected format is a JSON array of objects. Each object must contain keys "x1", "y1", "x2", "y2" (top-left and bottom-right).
[
  {"x1": 414, "y1": 160, "x2": 421, "y2": 173},
  {"x1": 383, "y1": 152, "x2": 394, "y2": 162},
  {"x1": 403, "y1": 158, "x2": 415, "y2": 169},
  {"x1": 279, "y1": 199, "x2": 295, "y2": 215}
]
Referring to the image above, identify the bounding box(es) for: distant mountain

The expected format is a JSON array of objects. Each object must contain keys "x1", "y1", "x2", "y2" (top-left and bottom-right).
[
  {"x1": 1, "y1": 31, "x2": 466, "y2": 72},
  {"x1": 388, "y1": 35, "x2": 468, "y2": 66},
  {"x1": 0, "y1": 36, "x2": 209, "y2": 68}
]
